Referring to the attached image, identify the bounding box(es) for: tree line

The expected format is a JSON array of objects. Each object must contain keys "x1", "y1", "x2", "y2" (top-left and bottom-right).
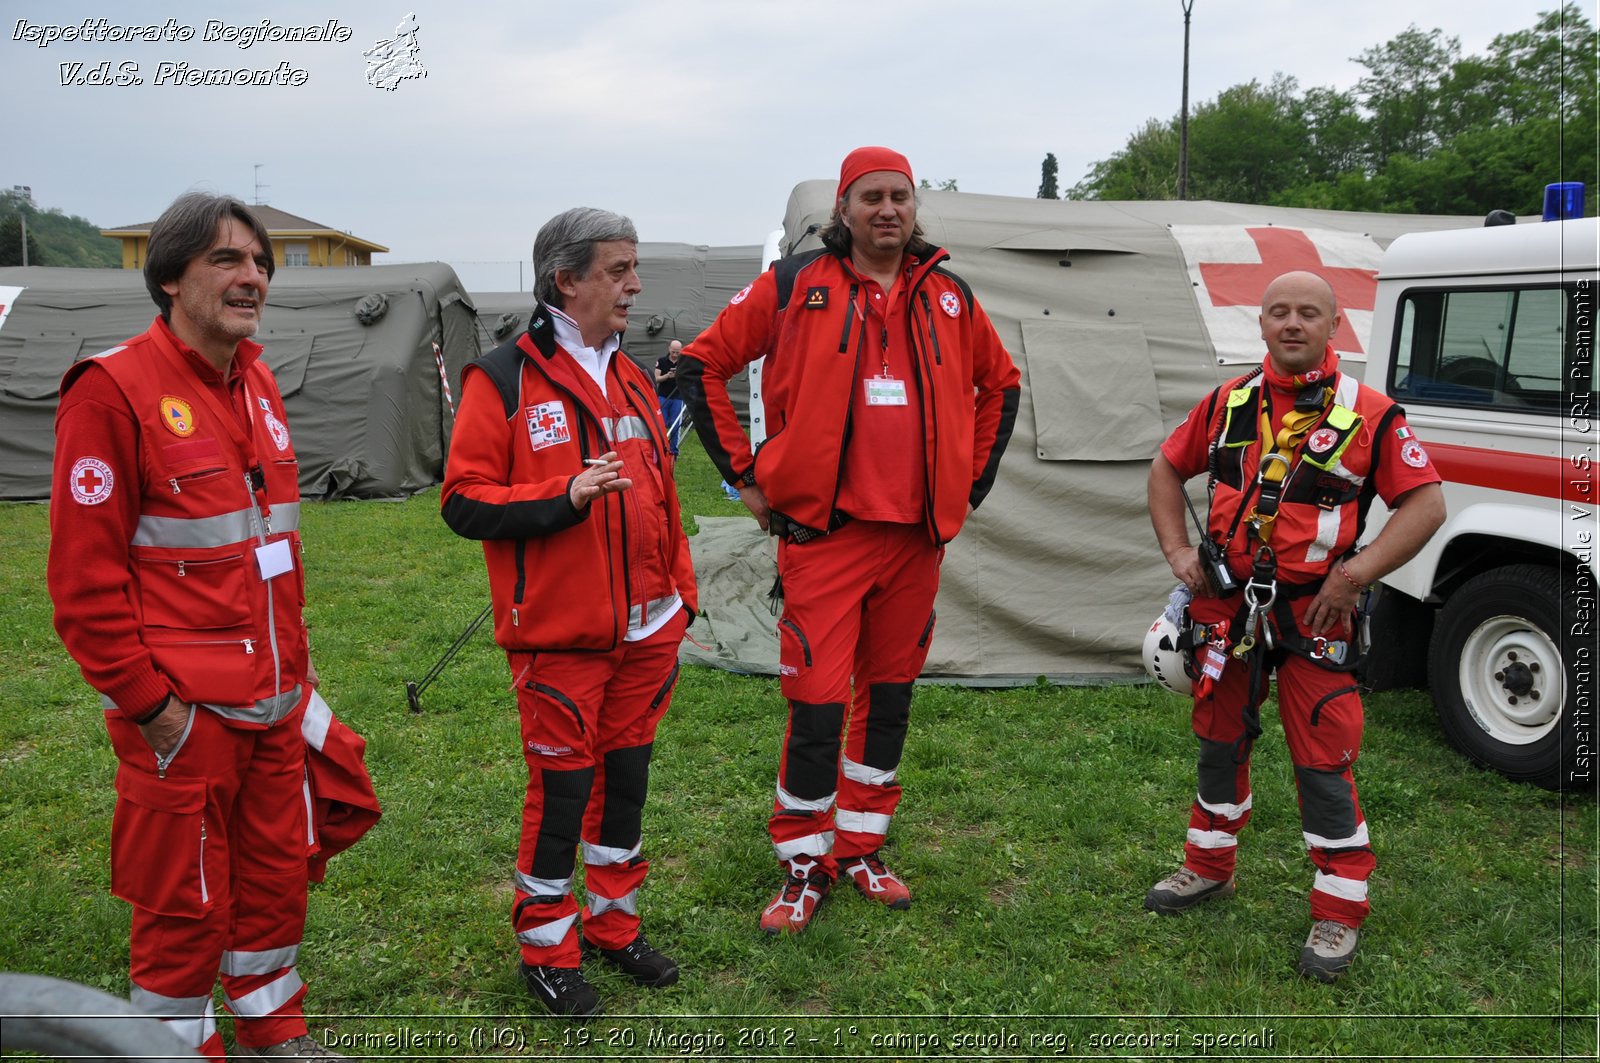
[
  {"x1": 0, "y1": 189, "x2": 123, "y2": 268},
  {"x1": 1048, "y1": 5, "x2": 1594, "y2": 217}
]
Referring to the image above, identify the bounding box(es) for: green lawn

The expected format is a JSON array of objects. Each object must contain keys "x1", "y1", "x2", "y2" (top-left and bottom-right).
[{"x1": 2, "y1": 438, "x2": 1595, "y2": 1060}]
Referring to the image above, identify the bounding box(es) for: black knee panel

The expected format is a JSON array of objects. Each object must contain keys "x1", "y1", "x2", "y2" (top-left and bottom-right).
[
  {"x1": 1196, "y1": 737, "x2": 1242, "y2": 805},
  {"x1": 783, "y1": 700, "x2": 846, "y2": 800},
  {"x1": 863, "y1": 681, "x2": 913, "y2": 770},
  {"x1": 1294, "y1": 764, "x2": 1359, "y2": 842},
  {"x1": 597, "y1": 743, "x2": 653, "y2": 848},
  {"x1": 529, "y1": 765, "x2": 595, "y2": 878}
]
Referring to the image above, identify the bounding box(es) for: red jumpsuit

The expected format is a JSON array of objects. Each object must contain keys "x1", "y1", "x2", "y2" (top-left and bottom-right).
[
  {"x1": 48, "y1": 316, "x2": 318, "y2": 1061},
  {"x1": 1160, "y1": 349, "x2": 1441, "y2": 927},
  {"x1": 441, "y1": 308, "x2": 697, "y2": 965},
  {"x1": 681, "y1": 247, "x2": 1020, "y2": 877}
]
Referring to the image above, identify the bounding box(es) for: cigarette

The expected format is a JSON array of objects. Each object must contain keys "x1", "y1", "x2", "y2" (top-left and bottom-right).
[{"x1": 583, "y1": 458, "x2": 610, "y2": 466}]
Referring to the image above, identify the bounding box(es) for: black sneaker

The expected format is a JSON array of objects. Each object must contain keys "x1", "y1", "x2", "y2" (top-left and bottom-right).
[
  {"x1": 519, "y1": 962, "x2": 603, "y2": 1018},
  {"x1": 583, "y1": 931, "x2": 679, "y2": 987}
]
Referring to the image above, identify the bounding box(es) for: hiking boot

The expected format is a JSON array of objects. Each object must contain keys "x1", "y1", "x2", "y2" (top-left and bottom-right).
[
  {"x1": 234, "y1": 1034, "x2": 347, "y2": 1059},
  {"x1": 759, "y1": 857, "x2": 831, "y2": 935},
  {"x1": 519, "y1": 962, "x2": 603, "y2": 1018},
  {"x1": 583, "y1": 931, "x2": 679, "y2": 987},
  {"x1": 840, "y1": 851, "x2": 911, "y2": 909},
  {"x1": 1298, "y1": 919, "x2": 1360, "y2": 983},
  {"x1": 1143, "y1": 866, "x2": 1235, "y2": 914}
]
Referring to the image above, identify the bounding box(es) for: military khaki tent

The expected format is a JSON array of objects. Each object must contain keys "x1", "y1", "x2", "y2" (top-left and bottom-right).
[
  {"x1": 684, "y1": 183, "x2": 1487, "y2": 683},
  {"x1": 0, "y1": 263, "x2": 479, "y2": 499}
]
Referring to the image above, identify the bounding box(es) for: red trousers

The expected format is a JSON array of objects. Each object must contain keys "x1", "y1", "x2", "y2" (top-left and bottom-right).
[
  {"x1": 108, "y1": 697, "x2": 312, "y2": 1061},
  {"x1": 1179, "y1": 592, "x2": 1375, "y2": 928},
  {"x1": 770, "y1": 520, "x2": 941, "y2": 877},
  {"x1": 507, "y1": 608, "x2": 687, "y2": 965}
]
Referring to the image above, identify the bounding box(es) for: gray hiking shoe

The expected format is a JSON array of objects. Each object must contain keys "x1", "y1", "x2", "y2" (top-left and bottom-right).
[
  {"x1": 1298, "y1": 919, "x2": 1360, "y2": 982},
  {"x1": 234, "y1": 1034, "x2": 348, "y2": 1059},
  {"x1": 1143, "y1": 866, "x2": 1236, "y2": 914}
]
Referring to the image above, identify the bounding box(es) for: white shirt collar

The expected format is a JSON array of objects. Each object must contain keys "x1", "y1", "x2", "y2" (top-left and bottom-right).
[{"x1": 547, "y1": 305, "x2": 619, "y2": 389}]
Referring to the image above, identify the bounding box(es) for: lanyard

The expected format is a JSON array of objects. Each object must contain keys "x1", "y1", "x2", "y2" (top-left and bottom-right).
[{"x1": 1245, "y1": 384, "x2": 1331, "y2": 543}]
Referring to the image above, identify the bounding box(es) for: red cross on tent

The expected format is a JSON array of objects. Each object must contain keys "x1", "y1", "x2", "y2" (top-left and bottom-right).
[{"x1": 1198, "y1": 228, "x2": 1378, "y2": 354}]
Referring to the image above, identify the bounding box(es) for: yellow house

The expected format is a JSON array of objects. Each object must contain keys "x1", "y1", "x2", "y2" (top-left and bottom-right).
[{"x1": 102, "y1": 205, "x2": 388, "y2": 270}]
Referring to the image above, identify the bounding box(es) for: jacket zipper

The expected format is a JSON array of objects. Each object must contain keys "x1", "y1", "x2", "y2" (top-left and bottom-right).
[
  {"x1": 199, "y1": 818, "x2": 209, "y2": 904},
  {"x1": 778, "y1": 618, "x2": 813, "y2": 667}
]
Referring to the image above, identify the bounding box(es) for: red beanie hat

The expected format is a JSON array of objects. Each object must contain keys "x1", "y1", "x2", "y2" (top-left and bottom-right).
[{"x1": 837, "y1": 146, "x2": 914, "y2": 201}]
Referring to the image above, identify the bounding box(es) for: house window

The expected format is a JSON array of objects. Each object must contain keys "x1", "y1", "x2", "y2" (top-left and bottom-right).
[{"x1": 284, "y1": 242, "x2": 310, "y2": 267}]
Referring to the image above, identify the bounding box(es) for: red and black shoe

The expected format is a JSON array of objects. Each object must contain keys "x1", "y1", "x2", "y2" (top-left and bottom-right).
[
  {"x1": 759, "y1": 857, "x2": 831, "y2": 935},
  {"x1": 840, "y1": 851, "x2": 911, "y2": 909}
]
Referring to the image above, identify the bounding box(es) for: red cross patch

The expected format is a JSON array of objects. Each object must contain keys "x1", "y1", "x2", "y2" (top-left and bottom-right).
[
  {"x1": 69, "y1": 457, "x2": 114, "y2": 505},
  {"x1": 526, "y1": 401, "x2": 571, "y2": 452},
  {"x1": 1307, "y1": 427, "x2": 1339, "y2": 454},
  {"x1": 940, "y1": 291, "x2": 961, "y2": 317}
]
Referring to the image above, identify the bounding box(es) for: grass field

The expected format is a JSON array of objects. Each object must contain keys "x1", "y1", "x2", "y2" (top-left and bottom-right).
[{"x1": 1, "y1": 437, "x2": 1595, "y2": 1061}]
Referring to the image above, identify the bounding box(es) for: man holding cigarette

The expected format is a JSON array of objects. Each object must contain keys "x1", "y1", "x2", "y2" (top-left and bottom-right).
[
  {"x1": 679, "y1": 147, "x2": 1021, "y2": 935},
  {"x1": 442, "y1": 208, "x2": 696, "y2": 1017}
]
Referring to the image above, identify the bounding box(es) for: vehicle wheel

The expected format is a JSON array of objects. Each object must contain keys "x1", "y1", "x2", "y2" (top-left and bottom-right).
[{"x1": 1428, "y1": 564, "x2": 1586, "y2": 790}]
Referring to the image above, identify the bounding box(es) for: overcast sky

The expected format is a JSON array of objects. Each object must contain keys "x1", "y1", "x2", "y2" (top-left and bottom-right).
[{"x1": 2, "y1": 0, "x2": 1576, "y2": 288}]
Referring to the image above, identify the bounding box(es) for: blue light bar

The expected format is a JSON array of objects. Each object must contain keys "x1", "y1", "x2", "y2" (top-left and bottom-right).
[{"x1": 1543, "y1": 182, "x2": 1585, "y2": 221}]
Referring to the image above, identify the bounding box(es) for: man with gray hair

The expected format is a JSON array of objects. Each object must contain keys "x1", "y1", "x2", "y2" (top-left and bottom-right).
[{"x1": 442, "y1": 207, "x2": 697, "y2": 1018}]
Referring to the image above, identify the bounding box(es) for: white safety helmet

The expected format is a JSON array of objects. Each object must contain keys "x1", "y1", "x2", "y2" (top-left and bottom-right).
[{"x1": 1143, "y1": 612, "x2": 1192, "y2": 696}]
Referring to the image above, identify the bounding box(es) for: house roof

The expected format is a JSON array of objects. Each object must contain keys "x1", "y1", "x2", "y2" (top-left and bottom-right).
[{"x1": 101, "y1": 204, "x2": 388, "y2": 253}]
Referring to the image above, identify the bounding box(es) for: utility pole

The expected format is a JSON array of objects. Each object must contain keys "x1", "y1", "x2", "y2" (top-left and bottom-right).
[
  {"x1": 1179, "y1": 0, "x2": 1194, "y2": 200},
  {"x1": 19, "y1": 212, "x2": 27, "y2": 267}
]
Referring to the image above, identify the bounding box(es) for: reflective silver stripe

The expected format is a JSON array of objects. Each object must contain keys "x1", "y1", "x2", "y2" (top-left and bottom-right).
[
  {"x1": 602, "y1": 415, "x2": 653, "y2": 444},
  {"x1": 301, "y1": 690, "x2": 333, "y2": 752},
  {"x1": 1305, "y1": 507, "x2": 1343, "y2": 564},
  {"x1": 587, "y1": 887, "x2": 638, "y2": 917},
  {"x1": 224, "y1": 969, "x2": 304, "y2": 1018},
  {"x1": 1196, "y1": 793, "x2": 1252, "y2": 820},
  {"x1": 130, "y1": 984, "x2": 213, "y2": 1017},
  {"x1": 582, "y1": 840, "x2": 640, "y2": 867},
  {"x1": 1304, "y1": 822, "x2": 1371, "y2": 850},
  {"x1": 1186, "y1": 827, "x2": 1238, "y2": 849},
  {"x1": 220, "y1": 944, "x2": 300, "y2": 977},
  {"x1": 102, "y1": 686, "x2": 302, "y2": 725},
  {"x1": 516, "y1": 913, "x2": 578, "y2": 947},
  {"x1": 773, "y1": 831, "x2": 833, "y2": 861},
  {"x1": 302, "y1": 773, "x2": 316, "y2": 846},
  {"x1": 515, "y1": 870, "x2": 573, "y2": 897},
  {"x1": 1312, "y1": 870, "x2": 1369, "y2": 902},
  {"x1": 834, "y1": 808, "x2": 891, "y2": 836},
  {"x1": 840, "y1": 755, "x2": 897, "y2": 787},
  {"x1": 133, "y1": 508, "x2": 257, "y2": 548},
  {"x1": 131, "y1": 505, "x2": 296, "y2": 549},
  {"x1": 775, "y1": 782, "x2": 834, "y2": 814},
  {"x1": 130, "y1": 985, "x2": 217, "y2": 1048},
  {"x1": 627, "y1": 594, "x2": 681, "y2": 630}
]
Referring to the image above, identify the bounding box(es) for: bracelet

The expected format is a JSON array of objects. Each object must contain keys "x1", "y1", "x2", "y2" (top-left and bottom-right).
[{"x1": 1337, "y1": 561, "x2": 1365, "y2": 589}]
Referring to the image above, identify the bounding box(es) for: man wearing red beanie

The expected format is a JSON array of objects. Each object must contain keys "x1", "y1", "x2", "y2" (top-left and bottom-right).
[{"x1": 679, "y1": 147, "x2": 1021, "y2": 935}]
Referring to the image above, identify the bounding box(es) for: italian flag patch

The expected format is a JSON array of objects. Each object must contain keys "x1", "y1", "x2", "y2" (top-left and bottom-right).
[{"x1": 1395, "y1": 426, "x2": 1413, "y2": 440}]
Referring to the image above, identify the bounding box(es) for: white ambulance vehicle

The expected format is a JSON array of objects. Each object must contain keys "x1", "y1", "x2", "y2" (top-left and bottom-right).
[{"x1": 1362, "y1": 212, "x2": 1598, "y2": 790}]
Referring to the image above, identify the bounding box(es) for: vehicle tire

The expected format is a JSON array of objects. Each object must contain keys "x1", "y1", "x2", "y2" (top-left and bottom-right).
[{"x1": 1428, "y1": 564, "x2": 1588, "y2": 790}]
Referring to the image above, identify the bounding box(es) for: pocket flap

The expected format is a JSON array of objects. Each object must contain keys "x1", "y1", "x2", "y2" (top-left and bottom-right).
[{"x1": 115, "y1": 766, "x2": 205, "y2": 813}]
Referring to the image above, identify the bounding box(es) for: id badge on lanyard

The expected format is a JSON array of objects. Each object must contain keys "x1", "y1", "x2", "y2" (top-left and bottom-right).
[{"x1": 865, "y1": 374, "x2": 908, "y2": 406}]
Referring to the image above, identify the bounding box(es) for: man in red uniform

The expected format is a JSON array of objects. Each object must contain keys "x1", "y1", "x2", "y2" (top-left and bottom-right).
[
  {"x1": 1145, "y1": 270, "x2": 1445, "y2": 982},
  {"x1": 48, "y1": 193, "x2": 346, "y2": 1060},
  {"x1": 442, "y1": 207, "x2": 696, "y2": 1017},
  {"x1": 679, "y1": 147, "x2": 1021, "y2": 935}
]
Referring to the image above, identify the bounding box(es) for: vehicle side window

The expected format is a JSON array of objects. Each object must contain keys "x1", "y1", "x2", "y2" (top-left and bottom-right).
[{"x1": 1391, "y1": 285, "x2": 1570, "y2": 414}]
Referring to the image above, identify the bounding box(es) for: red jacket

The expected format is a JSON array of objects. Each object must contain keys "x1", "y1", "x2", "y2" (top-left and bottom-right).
[
  {"x1": 1161, "y1": 352, "x2": 1442, "y2": 584},
  {"x1": 440, "y1": 308, "x2": 698, "y2": 651},
  {"x1": 679, "y1": 246, "x2": 1020, "y2": 543},
  {"x1": 48, "y1": 316, "x2": 308, "y2": 725}
]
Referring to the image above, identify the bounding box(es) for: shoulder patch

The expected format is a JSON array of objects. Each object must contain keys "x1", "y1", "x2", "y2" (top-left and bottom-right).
[
  {"x1": 69, "y1": 457, "x2": 114, "y2": 505},
  {"x1": 731, "y1": 282, "x2": 753, "y2": 306},
  {"x1": 940, "y1": 291, "x2": 961, "y2": 317},
  {"x1": 1400, "y1": 440, "x2": 1430, "y2": 469}
]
